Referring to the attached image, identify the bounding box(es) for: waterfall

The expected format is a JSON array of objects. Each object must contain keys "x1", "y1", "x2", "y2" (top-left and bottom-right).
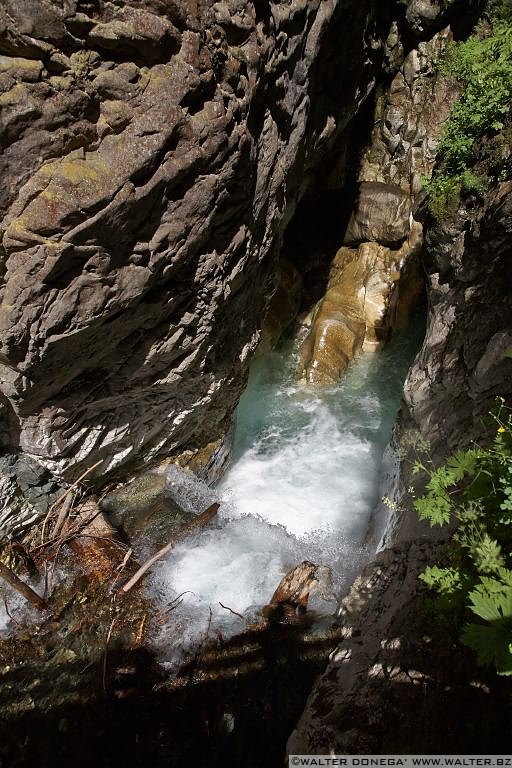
[{"x1": 147, "y1": 319, "x2": 424, "y2": 664}]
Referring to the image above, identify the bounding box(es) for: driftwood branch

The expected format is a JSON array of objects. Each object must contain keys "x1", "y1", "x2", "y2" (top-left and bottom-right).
[
  {"x1": 52, "y1": 492, "x2": 74, "y2": 539},
  {"x1": 120, "y1": 502, "x2": 220, "y2": 595},
  {"x1": 0, "y1": 560, "x2": 49, "y2": 613},
  {"x1": 219, "y1": 601, "x2": 245, "y2": 622},
  {"x1": 41, "y1": 459, "x2": 103, "y2": 543}
]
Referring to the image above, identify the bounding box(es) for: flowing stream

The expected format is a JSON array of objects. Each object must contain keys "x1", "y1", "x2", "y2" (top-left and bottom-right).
[
  {"x1": 0, "y1": 319, "x2": 424, "y2": 660},
  {"x1": 150, "y1": 320, "x2": 424, "y2": 664}
]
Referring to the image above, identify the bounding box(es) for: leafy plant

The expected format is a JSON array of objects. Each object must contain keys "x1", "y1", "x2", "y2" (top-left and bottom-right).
[
  {"x1": 462, "y1": 574, "x2": 512, "y2": 675},
  {"x1": 424, "y1": 3, "x2": 512, "y2": 217},
  {"x1": 411, "y1": 399, "x2": 512, "y2": 675}
]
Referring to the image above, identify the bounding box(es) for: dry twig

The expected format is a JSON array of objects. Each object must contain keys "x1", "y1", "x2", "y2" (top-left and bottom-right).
[
  {"x1": 52, "y1": 492, "x2": 75, "y2": 540},
  {"x1": 219, "y1": 602, "x2": 246, "y2": 622},
  {"x1": 41, "y1": 459, "x2": 103, "y2": 544},
  {"x1": 102, "y1": 609, "x2": 117, "y2": 693}
]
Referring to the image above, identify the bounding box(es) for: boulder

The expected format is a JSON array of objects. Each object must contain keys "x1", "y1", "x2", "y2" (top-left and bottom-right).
[
  {"x1": 298, "y1": 248, "x2": 368, "y2": 385},
  {"x1": 100, "y1": 472, "x2": 194, "y2": 557},
  {"x1": 343, "y1": 182, "x2": 411, "y2": 246}
]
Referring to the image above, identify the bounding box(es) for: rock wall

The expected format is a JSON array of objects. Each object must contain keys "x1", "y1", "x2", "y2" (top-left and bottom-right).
[
  {"x1": 403, "y1": 181, "x2": 512, "y2": 453},
  {"x1": 0, "y1": 0, "x2": 395, "y2": 537},
  {"x1": 295, "y1": 25, "x2": 456, "y2": 385},
  {"x1": 288, "y1": 188, "x2": 512, "y2": 758}
]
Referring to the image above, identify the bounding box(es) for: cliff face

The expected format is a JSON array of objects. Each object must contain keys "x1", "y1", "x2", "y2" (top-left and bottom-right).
[
  {"x1": 403, "y1": 181, "x2": 512, "y2": 453},
  {"x1": 294, "y1": 25, "x2": 456, "y2": 386},
  {"x1": 0, "y1": 0, "x2": 394, "y2": 537}
]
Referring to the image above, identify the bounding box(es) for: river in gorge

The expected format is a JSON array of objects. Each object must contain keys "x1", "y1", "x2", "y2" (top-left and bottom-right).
[
  {"x1": 0, "y1": 318, "x2": 424, "y2": 664},
  {"x1": 0, "y1": 315, "x2": 425, "y2": 768},
  {"x1": 147, "y1": 318, "x2": 425, "y2": 665}
]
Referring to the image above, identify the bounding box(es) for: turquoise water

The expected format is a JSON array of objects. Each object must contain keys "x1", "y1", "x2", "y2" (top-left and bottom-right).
[
  {"x1": 149, "y1": 320, "x2": 423, "y2": 659},
  {"x1": 0, "y1": 319, "x2": 423, "y2": 657},
  {"x1": 223, "y1": 321, "x2": 424, "y2": 540}
]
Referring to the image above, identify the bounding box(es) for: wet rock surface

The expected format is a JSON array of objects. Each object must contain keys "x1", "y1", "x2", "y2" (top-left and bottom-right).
[
  {"x1": 100, "y1": 472, "x2": 194, "y2": 555},
  {"x1": 294, "y1": 26, "x2": 456, "y2": 387},
  {"x1": 297, "y1": 223, "x2": 423, "y2": 385}
]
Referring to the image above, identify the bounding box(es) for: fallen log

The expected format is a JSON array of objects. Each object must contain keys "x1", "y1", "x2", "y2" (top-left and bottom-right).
[
  {"x1": 262, "y1": 560, "x2": 321, "y2": 623},
  {"x1": 120, "y1": 502, "x2": 220, "y2": 595},
  {"x1": 0, "y1": 560, "x2": 49, "y2": 613}
]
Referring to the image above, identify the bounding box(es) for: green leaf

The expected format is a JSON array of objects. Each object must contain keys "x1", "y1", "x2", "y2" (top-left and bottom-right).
[
  {"x1": 414, "y1": 492, "x2": 452, "y2": 526},
  {"x1": 462, "y1": 622, "x2": 512, "y2": 674},
  {"x1": 446, "y1": 449, "x2": 481, "y2": 481},
  {"x1": 420, "y1": 565, "x2": 462, "y2": 595},
  {"x1": 468, "y1": 581, "x2": 512, "y2": 622},
  {"x1": 471, "y1": 534, "x2": 505, "y2": 574}
]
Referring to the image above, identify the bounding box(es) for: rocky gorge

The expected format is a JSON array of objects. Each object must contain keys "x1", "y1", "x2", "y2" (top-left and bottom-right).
[{"x1": 0, "y1": 0, "x2": 511, "y2": 765}]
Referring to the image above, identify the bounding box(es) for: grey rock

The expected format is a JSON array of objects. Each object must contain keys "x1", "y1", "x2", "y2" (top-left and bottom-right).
[
  {"x1": 100, "y1": 471, "x2": 194, "y2": 556},
  {"x1": 405, "y1": 0, "x2": 447, "y2": 36},
  {"x1": 383, "y1": 21, "x2": 404, "y2": 74},
  {"x1": 402, "y1": 0, "x2": 480, "y2": 40},
  {"x1": 359, "y1": 28, "x2": 459, "y2": 197},
  {"x1": 403, "y1": 182, "x2": 512, "y2": 452},
  {"x1": 0, "y1": 453, "x2": 61, "y2": 539},
  {"x1": 0, "y1": 55, "x2": 44, "y2": 83},
  {"x1": 343, "y1": 182, "x2": 412, "y2": 245},
  {"x1": 287, "y1": 541, "x2": 436, "y2": 754},
  {"x1": 0, "y1": 0, "x2": 396, "y2": 539},
  {"x1": 473, "y1": 331, "x2": 512, "y2": 393}
]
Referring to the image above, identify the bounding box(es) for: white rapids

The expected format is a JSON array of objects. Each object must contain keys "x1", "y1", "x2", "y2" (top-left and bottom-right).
[
  {"x1": 0, "y1": 321, "x2": 422, "y2": 659},
  {"x1": 148, "y1": 323, "x2": 423, "y2": 664}
]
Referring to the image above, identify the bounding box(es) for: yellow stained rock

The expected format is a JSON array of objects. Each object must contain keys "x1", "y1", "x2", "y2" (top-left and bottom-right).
[{"x1": 298, "y1": 222, "x2": 423, "y2": 385}]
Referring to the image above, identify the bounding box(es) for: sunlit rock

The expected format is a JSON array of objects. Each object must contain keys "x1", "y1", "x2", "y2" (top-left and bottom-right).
[
  {"x1": 0, "y1": 0, "x2": 395, "y2": 539},
  {"x1": 298, "y1": 222, "x2": 423, "y2": 385}
]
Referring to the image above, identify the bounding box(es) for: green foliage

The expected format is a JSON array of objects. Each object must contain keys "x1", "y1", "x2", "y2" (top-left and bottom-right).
[
  {"x1": 412, "y1": 447, "x2": 484, "y2": 526},
  {"x1": 462, "y1": 574, "x2": 512, "y2": 674},
  {"x1": 424, "y1": 5, "x2": 512, "y2": 217},
  {"x1": 412, "y1": 399, "x2": 512, "y2": 675},
  {"x1": 487, "y1": 0, "x2": 512, "y2": 23},
  {"x1": 419, "y1": 565, "x2": 464, "y2": 594}
]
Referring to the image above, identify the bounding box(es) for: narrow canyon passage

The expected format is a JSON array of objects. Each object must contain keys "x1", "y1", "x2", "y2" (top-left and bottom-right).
[{"x1": 147, "y1": 316, "x2": 425, "y2": 664}]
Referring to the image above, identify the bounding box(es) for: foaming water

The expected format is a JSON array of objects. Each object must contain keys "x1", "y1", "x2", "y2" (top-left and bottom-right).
[{"x1": 149, "y1": 322, "x2": 423, "y2": 663}]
